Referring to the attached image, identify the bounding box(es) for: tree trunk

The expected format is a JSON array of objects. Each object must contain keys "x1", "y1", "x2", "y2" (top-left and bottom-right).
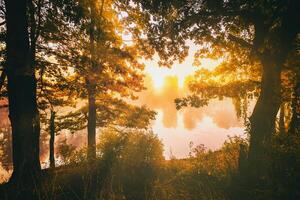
[
  {"x1": 279, "y1": 103, "x2": 286, "y2": 135},
  {"x1": 4, "y1": 0, "x2": 41, "y2": 183},
  {"x1": 87, "y1": 83, "x2": 97, "y2": 160},
  {"x1": 49, "y1": 111, "x2": 55, "y2": 168},
  {"x1": 87, "y1": 0, "x2": 97, "y2": 161},
  {"x1": 247, "y1": 57, "x2": 281, "y2": 178},
  {"x1": 238, "y1": 144, "x2": 247, "y2": 176}
]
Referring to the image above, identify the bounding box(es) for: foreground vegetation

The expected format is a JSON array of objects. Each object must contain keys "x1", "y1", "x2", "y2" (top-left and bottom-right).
[{"x1": 1, "y1": 128, "x2": 300, "y2": 200}]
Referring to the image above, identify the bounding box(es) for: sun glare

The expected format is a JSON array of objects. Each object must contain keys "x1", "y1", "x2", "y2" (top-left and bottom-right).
[{"x1": 144, "y1": 58, "x2": 222, "y2": 89}]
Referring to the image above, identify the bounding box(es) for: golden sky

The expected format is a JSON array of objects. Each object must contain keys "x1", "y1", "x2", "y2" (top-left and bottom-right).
[
  {"x1": 135, "y1": 46, "x2": 245, "y2": 158},
  {"x1": 0, "y1": 44, "x2": 246, "y2": 163}
]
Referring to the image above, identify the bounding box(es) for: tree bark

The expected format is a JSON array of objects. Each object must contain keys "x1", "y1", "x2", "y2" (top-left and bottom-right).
[
  {"x1": 87, "y1": 0, "x2": 97, "y2": 161},
  {"x1": 279, "y1": 103, "x2": 286, "y2": 135},
  {"x1": 238, "y1": 144, "x2": 247, "y2": 176},
  {"x1": 49, "y1": 111, "x2": 55, "y2": 168},
  {"x1": 245, "y1": 0, "x2": 299, "y2": 183},
  {"x1": 247, "y1": 57, "x2": 281, "y2": 178},
  {"x1": 4, "y1": 0, "x2": 41, "y2": 183},
  {"x1": 87, "y1": 83, "x2": 97, "y2": 160}
]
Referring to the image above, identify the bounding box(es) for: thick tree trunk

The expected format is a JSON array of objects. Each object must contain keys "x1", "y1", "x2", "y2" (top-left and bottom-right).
[
  {"x1": 87, "y1": 83, "x2": 97, "y2": 160},
  {"x1": 248, "y1": 58, "x2": 281, "y2": 178},
  {"x1": 4, "y1": 0, "x2": 41, "y2": 183},
  {"x1": 49, "y1": 111, "x2": 55, "y2": 168}
]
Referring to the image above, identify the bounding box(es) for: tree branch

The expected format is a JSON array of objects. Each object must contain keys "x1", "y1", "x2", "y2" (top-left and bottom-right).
[{"x1": 228, "y1": 34, "x2": 253, "y2": 49}]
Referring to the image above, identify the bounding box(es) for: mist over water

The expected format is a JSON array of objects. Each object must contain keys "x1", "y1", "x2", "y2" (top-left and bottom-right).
[
  {"x1": 135, "y1": 75, "x2": 245, "y2": 158},
  {"x1": 0, "y1": 74, "x2": 246, "y2": 180}
]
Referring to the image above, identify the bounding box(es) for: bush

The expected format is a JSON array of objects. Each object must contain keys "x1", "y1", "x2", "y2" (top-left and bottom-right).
[{"x1": 97, "y1": 128, "x2": 164, "y2": 200}]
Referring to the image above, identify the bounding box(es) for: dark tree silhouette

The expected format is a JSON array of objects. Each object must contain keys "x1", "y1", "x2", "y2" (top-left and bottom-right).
[{"x1": 4, "y1": 0, "x2": 41, "y2": 183}]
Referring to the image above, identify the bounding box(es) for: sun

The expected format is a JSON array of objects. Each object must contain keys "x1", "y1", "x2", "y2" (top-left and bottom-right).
[{"x1": 144, "y1": 58, "x2": 222, "y2": 89}]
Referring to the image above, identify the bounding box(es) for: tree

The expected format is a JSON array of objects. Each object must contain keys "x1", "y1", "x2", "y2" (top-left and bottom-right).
[
  {"x1": 4, "y1": 0, "x2": 41, "y2": 183},
  {"x1": 122, "y1": 0, "x2": 300, "y2": 179},
  {"x1": 48, "y1": 0, "x2": 146, "y2": 160},
  {"x1": 2, "y1": 0, "x2": 84, "y2": 181},
  {"x1": 38, "y1": 76, "x2": 75, "y2": 169},
  {"x1": 33, "y1": 0, "x2": 85, "y2": 168}
]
